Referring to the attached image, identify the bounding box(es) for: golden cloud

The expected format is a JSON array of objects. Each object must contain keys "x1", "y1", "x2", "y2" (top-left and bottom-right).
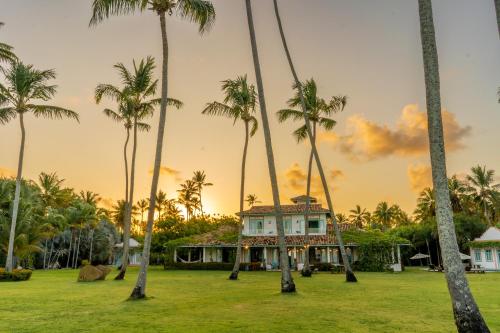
[
  {"x1": 407, "y1": 163, "x2": 432, "y2": 193},
  {"x1": 150, "y1": 166, "x2": 182, "y2": 181},
  {"x1": 323, "y1": 104, "x2": 471, "y2": 161},
  {"x1": 99, "y1": 197, "x2": 115, "y2": 210},
  {"x1": 0, "y1": 167, "x2": 15, "y2": 178},
  {"x1": 283, "y1": 163, "x2": 343, "y2": 198}
]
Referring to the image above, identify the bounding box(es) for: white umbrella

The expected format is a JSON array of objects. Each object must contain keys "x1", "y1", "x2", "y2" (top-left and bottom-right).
[
  {"x1": 459, "y1": 252, "x2": 471, "y2": 260},
  {"x1": 410, "y1": 253, "x2": 430, "y2": 260}
]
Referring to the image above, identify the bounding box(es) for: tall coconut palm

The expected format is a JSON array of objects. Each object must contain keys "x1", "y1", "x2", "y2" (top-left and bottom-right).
[
  {"x1": 98, "y1": 57, "x2": 182, "y2": 280},
  {"x1": 0, "y1": 62, "x2": 78, "y2": 272},
  {"x1": 90, "y1": 0, "x2": 215, "y2": 299},
  {"x1": 136, "y1": 199, "x2": 149, "y2": 232},
  {"x1": 0, "y1": 22, "x2": 16, "y2": 64},
  {"x1": 272, "y1": 0, "x2": 356, "y2": 282},
  {"x1": 466, "y1": 165, "x2": 499, "y2": 225},
  {"x1": 202, "y1": 75, "x2": 258, "y2": 280},
  {"x1": 373, "y1": 202, "x2": 401, "y2": 230},
  {"x1": 192, "y1": 170, "x2": 213, "y2": 216},
  {"x1": 495, "y1": 0, "x2": 500, "y2": 38},
  {"x1": 245, "y1": 194, "x2": 261, "y2": 207},
  {"x1": 177, "y1": 179, "x2": 200, "y2": 220},
  {"x1": 277, "y1": 78, "x2": 346, "y2": 276},
  {"x1": 245, "y1": 0, "x2": 295, "y2": 292},
  {"x1": 417, "y1": 1, "x2": 489, "y2": 331},
  {"x1": 348, "y1": 205, "x2": 370, "y2": 229}
]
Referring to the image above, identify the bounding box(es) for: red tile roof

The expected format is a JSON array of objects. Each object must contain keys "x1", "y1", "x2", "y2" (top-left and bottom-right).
[{"x1": 238, "y1": 204, "x2": 330, "y2": 216}]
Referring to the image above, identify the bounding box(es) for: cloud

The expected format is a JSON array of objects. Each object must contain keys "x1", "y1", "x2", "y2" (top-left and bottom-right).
[
  {"x1": 150, "y1": 166, "x2": 182, "y2": 181},
  {"x1": 323, "y1": 104, "x2": 471, "y2": 161},
  {"x1": 283, "y1": 163, "x2": 343, "y2": 198},
  {"x1": 0, "y1": 167, "x2": 15, "y2": 178},
  {"x1": 100, "y1": 197, "x2": 115, "y2": 210},
  {"x1": 407, "y1": 163, "x2": 432, "y2": 193}
]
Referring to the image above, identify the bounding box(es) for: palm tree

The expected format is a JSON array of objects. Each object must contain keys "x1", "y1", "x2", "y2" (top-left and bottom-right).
[
  {"x1": 245, "y1": 0, "x2": 295, "y2": 292},
  {"x1": 98, "y1": 57, "x2": 182, "y2": 280},
  {"x1": 136, "y1": 199, "x2": 149, "y2": 232},
  {"x1": 466, "y1": 165, "x2": 499, "y2": 225},
  {"x1": 272, "y1": 0, "x2": 356, "y2": 282},
  {"x1": 0, "y1": 22, "x2": 16, "y2": 64},
  {"x1": 495, "y1": 0, "x2": 500, "y2": 38},
  {"x1": 192, "y1": 170, "x2": 213, "y2": 216},
  {"x1": 277, "y1": 78, "x2": 346, "y2": 276},
  {"x1": 155, "y1": 190, "x2": 168, "y2": 220},
  {"x1": 177, "y1": 180, "x2": 200, "y2": 220},
  {"x1": 348, "y1": 205, "x2": 370, "y2": 229},
  {"x1": 203, "y1": 75, "x2": 258, "y2": 280},
  {"x1": 335, "y1": 213, "x2": 348, "y2": 224},
  {"x1": 245, "y1": 194, "x2": 261, "y2": 207},
  {"x1": 90, "y1": 0, "x2": 215, "y2": 299},
  {"x1": 0, "y1": 62, "x2": 78, "y2": 272},
  {"x1": 373, "y1": 202, "x2": 401, "y2": 230},
  {"x1": 417, "y1": 1, "x2": 489, "y2": 330}
]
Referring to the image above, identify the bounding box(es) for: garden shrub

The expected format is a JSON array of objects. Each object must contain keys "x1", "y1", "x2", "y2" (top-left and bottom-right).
[{"x1": 0, "y1": 268, "x2": 33, "y2": 282}]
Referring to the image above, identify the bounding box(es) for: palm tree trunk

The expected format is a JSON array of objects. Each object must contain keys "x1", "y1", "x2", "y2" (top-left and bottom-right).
[
  {"x1": 273, "y1": 0, "x2": 356, "y2": 282},
  {"x1": 495, "y1": 0, "x2": 500, "y2": 38},
  {"x1": 418, "y1": 1, "x2": 489, "y2": 331},
  {"x1": 47, "y1": 238, "x2": 54, "y2": 269},
  {"x1": 245, "y1": 0, "x2": 295, "y2": 292},
  {"x1": 74, "y1": 227, "x2": 82, "y2": 268},
  {"x1": 43, "y1": 239, "x2": 48, "y2": 270},
  {"x1": 5, "y1": 113, "x2": 26, "y2": 273},
  {"x1": 230, "y1": 121, "x2": 250, "y2": 280},
  {"x1": 116, "y1": 120, "x2": 138, "y2": 280},
  {"x1": 89, "y1": 229, "x2": 94, "y2": 264},
  {"x1": 130, "y1": 10, "x2": 169, "y2": 299},
  {"x1": 302, "y1": 123, "x2": 316, "y2": 277},
  {"x1": 66, "y1": 229, "x2": 73, "y2": 268}
]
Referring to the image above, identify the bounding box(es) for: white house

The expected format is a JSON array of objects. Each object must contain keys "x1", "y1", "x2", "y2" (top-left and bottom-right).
[
  {"x1": 470, "y1": 227, "x2": 500, "y2": 271},
  {"x1": 174, "y1": 196, "x2": 405, "y2": 271},
  {"x1": 114, "y1": 238, "x2": 142, "y2": 266}
]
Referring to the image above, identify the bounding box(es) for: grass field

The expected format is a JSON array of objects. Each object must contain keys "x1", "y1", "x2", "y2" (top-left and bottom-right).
[{"x1": 0, "y1": 267, "x2": 498, "y2": 333}]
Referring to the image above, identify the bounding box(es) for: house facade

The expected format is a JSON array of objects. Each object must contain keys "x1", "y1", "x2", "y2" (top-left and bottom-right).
[
  {"x1": 174, "y1": 196, "x2": 404, "y2": 271},
  {"x1": 470, "y1": 227, "x2": 500, "y2": 271}
]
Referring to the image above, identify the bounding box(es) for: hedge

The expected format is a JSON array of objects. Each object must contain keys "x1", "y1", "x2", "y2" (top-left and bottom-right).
[
  {"x1": 0, "y1": 268, "x2": 32, "y2": 282},
  {"x1": 164, "y1": 262, "x2": 263, "y2": 271},
  {"x1": 468, "y1": 241, "x2": 500, "y2": 249}
]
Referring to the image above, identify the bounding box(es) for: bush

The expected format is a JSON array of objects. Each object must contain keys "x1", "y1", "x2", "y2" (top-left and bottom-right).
[
  {"x1": 165, "y1": 262, "x2": 233, "y2": 270},
  {"x1": 0, "y1": 268, "x2": 33, "y2": 282},
  {"x1": 313, "y1": 263, "x2": 333, "y2": 272}
]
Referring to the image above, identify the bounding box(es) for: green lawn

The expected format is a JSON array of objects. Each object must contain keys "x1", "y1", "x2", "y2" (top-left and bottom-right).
[{"x1": 0, "y1": 267, "x2": 498, "y2": 333}]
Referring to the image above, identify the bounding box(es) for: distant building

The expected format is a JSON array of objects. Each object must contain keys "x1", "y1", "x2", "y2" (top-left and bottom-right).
[
  {"x1": 470, "y1": 227, "x2": 500, "y2": 271},
  {"x1": 114, "y1": 238, "x2": 142, "y2": 266},
  {"x1": 173, "y1": 196, "x2": 405, "y2": 271}
]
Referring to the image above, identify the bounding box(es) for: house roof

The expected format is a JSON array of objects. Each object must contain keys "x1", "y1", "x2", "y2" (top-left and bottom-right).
[
  {"x1": 115, "y1": 238, "x2": 140, "y2": 248},
  {"x1": 237, "y1": 204, "x2": 330, "y2": 216},
  {"x1": 473, "y1": 227, "x2": 500, "y2": 242},
  {"x1": 181, "y1": 223, "x2": 354, "y2": 247},
  {"x1": 290, "y1": 195, "x2": 317, "y2": 204}
]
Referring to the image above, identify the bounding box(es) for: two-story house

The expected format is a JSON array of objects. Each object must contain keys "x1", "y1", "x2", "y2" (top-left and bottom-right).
[{"x1": 173, "y1": 196, "x2": 359, "y2": 270}]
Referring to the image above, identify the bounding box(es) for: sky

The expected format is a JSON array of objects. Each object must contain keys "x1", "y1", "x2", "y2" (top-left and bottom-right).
[{"x1": 0, "y1": 0, "x2": 499, "y2": 217}]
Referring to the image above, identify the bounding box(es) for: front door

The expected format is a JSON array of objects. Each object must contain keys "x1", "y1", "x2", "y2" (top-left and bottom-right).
[{"x1": 250, "y1": 248, "x2": 263, "y2": 262}]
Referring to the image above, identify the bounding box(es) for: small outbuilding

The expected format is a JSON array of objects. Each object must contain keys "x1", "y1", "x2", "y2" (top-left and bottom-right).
[
  {"x1": 114, "y1": 238, "x2": 142, "y2": 266},
  {"x1": 469, "y1": 227, "x2": 500, "y2": 271}
]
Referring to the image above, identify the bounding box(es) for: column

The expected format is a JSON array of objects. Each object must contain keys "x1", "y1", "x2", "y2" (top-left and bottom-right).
[
  {"x1": 327, "y1": 246, "x2": 331, "y2": 263},
  {"x1": 202, "y1": 247, "x2": 206, "y2": 263},
  {"x1": 173, "y1": 248, "x2": 177, "y2": 263},
  {"x1": 188, "y1": 249, "x2": 191, "y2": 262},
  {"x1": 263, "y1": 247, "x2": 267, "y2": 265}
]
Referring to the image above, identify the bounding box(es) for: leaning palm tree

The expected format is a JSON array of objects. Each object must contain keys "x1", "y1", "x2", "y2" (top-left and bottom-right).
[
  {"x1": 245, "y1": 0, "x2": 295, "y2": 292},
  {"x1": 466, "y1": 165, "x2": 499, "y2": 225},
  {"x1": 495, "y1": 0, "x2": 500, "y2": 38},
  {"x1": 192, "y1": 170, "x2": 213, "y2": 216},
  {"x1": 97, "y1": 57, "x2": 182, "y2": 280},
  {"x1": 90, "y1": 0, "x2": 215, "y2": 299},
  {"x1": 203, "y1": 75, "x2": 258, "y2": 280},
  {"x1": 0, "y1": 22, "x2": 16, "y2": 64},
  {"x1": 417, "y1": 1, "x2": 489, "y2": 331},
  {"x1": 277, "y1": 78, "x2": 346, "y2": 276},
  {"x1": 0, "y1": 62, "x2": 78, "y2": 272},
  {"x1": 272, "y1": 0, "x2": 356, "y2": 282}
]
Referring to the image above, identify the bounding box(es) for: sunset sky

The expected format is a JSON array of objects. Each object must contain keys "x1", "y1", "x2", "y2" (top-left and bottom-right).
[{"x1": 1, "y1": 0, "x2": 499, "y2": 217}]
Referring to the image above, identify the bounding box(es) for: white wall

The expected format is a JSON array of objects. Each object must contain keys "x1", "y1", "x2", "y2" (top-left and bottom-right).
[
  {"x1": 242, "y1": 214, "x2": 327, "y2": 236},
  {"x1": 470, "y1": 248, "x2": 500, "y2": 270}
]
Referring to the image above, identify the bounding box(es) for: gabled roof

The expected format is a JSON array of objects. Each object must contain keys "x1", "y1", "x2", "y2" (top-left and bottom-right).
[
  {"x1": 474, "y1": 227, "x2": 500, "y2": 242},
  {"x1": 290, "y1": 195, "x2": 317, "y2": 204},
  {"x1": 115, "y1": 238, "x2": 140, "y2": 248},
  {"x1": 238, "y1": 204, "x2": 330, "y2": 216}
]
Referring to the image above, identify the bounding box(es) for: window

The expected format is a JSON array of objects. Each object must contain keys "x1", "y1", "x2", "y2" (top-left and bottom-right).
[
  {"x1": 308, "y1": 216, "x2": 321, "y2": 233},
  {"x1": 485, "y1": 249, "x2": 493, "y2": 262},
  {"x1": 474, "y1": 250, "x2": 481, "y2": 262},
  {"x1": 249, "y1": 217, "x2": 264, "y2": 235},
  {"x1": 284, "y1": 217, "x2": 292, "y2": 235}
]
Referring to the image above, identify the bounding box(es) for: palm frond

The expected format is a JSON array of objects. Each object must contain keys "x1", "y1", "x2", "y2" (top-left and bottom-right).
[
  {"x1": 0, "y1": 107, "x2": 16, "y2": 125},
  {"x1": 136, "y1": 121, "x2": 151, "y2": 132},
  {"x1": 202, "y1": 101, "x2": 239, "y2": 119},
  {"x1": 95, "y1": 84, "x2": 122, "y2": 103},
  {"x1": 248, "y1": 116, "x2": 258, "y2": 137},
  {"x1": 318, "y1": 117, "x2": 336, "y2": 131},
  {"x1": 276, "y1": 108, "x2": 303, "y2": 123},
  {"x1": 293, "y1": 124, "x2": 308, "y2": 143},
  {"x1": 29, "y1": 105, "x2": 79, "y2": 122},
  {"x1": 176, "y1": 0, "x2": 216, "y2": 34},
  {"x1": 89, "y1": 0, "x2": 146, "y2": 26},
  {"x1": 103, "y1": 108, "x2": 125, "y2": 123}
]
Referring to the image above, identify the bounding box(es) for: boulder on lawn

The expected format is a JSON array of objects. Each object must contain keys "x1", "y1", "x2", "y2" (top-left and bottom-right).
[
  {"x1": 95, "y1": 265, "x2": 112, "y2": 280},
  {"x1": 78, "y1": 265, "x2": 111, "y2": 282}
]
